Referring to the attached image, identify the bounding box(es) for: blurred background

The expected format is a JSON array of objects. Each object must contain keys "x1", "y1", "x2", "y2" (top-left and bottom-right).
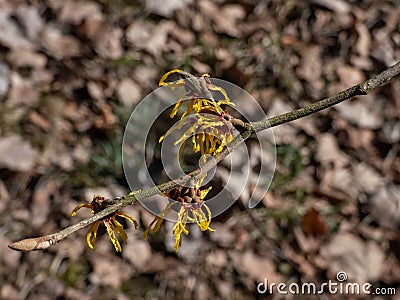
[{"x1": 0, "y1": 0, "x2": 399, "y2": 299}]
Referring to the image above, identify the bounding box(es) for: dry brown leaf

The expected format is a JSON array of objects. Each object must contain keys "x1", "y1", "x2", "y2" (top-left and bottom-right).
[
  {"x1": 63, "y1": 287, "x2": 91, "y2": 300},
  {"x1": 0, "y1": 62, "x2": 10, "y2": 97},
  {"x1": 80, "y1": 17, "x2": 104, "y2": 42},
  {"x1": 41, "y1": 26, "x2": 81, "y2": 58},
  {"x1": 0, "y1": 11, "x2": 34, "y2": 50},
  {"x1": 94, "y1": 27, "x2": 123, "y2": 59},
  {"x1": 192, "y1": 11, "x2": 205, "y2": 32},
  {"x1": 267, "y1": 99, "x2": 298, "y2": 144},
  {"x1": 191, "y1": 60, "x2": 211, "y2": 75},
  {"x1": 0, "y1": 284, "x2": 19, "y2": 300},
  {"x1": 355, "y1": 23, "x2": 371, "y2": 57},
  {"x1": 145, "y1": 0, "x2": 192, "y2": 17},
  {"x1": 62, "y1": 101, "x2": 92, "y2": 132},
  {"x1": 126, "y1": 21, "x2": 170, "y2": 56},
  {"x1": 54, "y1": 151, "x2": 74, "y2": 172},
  {"x1": 206, "y1": 250, "x2": 228, "y2": 271},
  {"x1": 117, "y1": 79, "x2": 141, "y2": 107},
  {"x1": 58, "y1": 0, "x2": 103, "y2": 25},
  {"x1": 215, "y1": 280, "x2": 233, "y2": 299},
  {"x1": 230, "y1": 250, "x2": 279, "y2": 283},
  {"x1": 0, "y1": 135, "x2": 39, "y2": 171},
  {"x1": 350, "y1": 55, "x2": 373, "y2": 71},
  {"x1": 337, "y1": 65, "x2": 365, "y2": 87},
  {"x1": 369, "y1": 184, "x2": 400, "y2": 229},
  {"x1": 72, "y1": 138, "x2": 91, "y2": 164},
  {"x1": 86, "y1": 81, "x2": 104, "y2": 102},
  {"x1": 6, "y1": 49, "x2": 47, "y2": 69},
  {"x1": 320, "y1": 165, "x2": 359, "y2": 200},
  {"x1": 90, "y1": 255, "x2": 133, "y2": 288},
  {"x1": 316, "y1": 133, "x2": 360, "y2": 199},
  {"x1": 302, "y1": 207, "x2": 327, "y2": 237},
  {"x1": 320, "y1": 232, "x2": 385, "y2": 283},
  {"x1": 209, "y1": 222, "x2": 235, "y2": 247},
  {"x1": 383, "y1": 121, "x2": 400, "y2": 143},
  {"x1": 31, "y1": 179, "x2": 59, "y2": 228},
  {"x1": 169, "y1": 22, "x2": 196, "y2": 46},
  {"x1": 282, "y1": 242, "x2": 317, "y2": 278},
  {"x1": 338, "y1": 123, "x2": 375, "y2": 151},
  {"x1": 194, "y1": 280, "x2": 211, "y2": 300},
  {"x1": 353, "y1": 162, "x2": 384, "y2": 194},
  {"x1": 140, "y1": 253, "x2": 178, "y2": 274},
  {"x1": 292, "y1": 116, "x2": 319, "y2": 137},
  {"x1": 213, "y1": 5, "x2": 246, "y2": 37},
  {"x1": 262, "y1": 192, "x2": 283, "y2": 209},
  {"x1": 126, "y1": 22, "x2": 152, "y2": 48},
  {"x1": 198, "y1": 0, "x2": 217, "y2": 19},
  {"x1": 0, "y1": 235, "x2": 21, "y2": 270},
  {"x1": 8, "y1": 72, "x2": 39, "y2": 106},
  {"x1": 315, "y1": 133, "x2": 349, "y2": 167},
  {"x1": 312, "y1": 0, "x2": 351, "y2": 14},
  {"x1": 123, "y1": 238, "x2": 152, "y2": 270},
  {"x1": 297, "y1": 45, "x2": 324, "y2": 98},
  {"x1": 294, "y1": 226, "x2": 321, "y2": 255},
  {"x1": 94, "y1": 102, "x2": 117, "y2": 128},
  {"x1": 0, "y1": 179, "x2": 10, "y2": 214},
  {"x1": 15, "y1": 5, "x2": 44, "y2": 42},
  {"x1": 133, "y1": 66, "x2": 159, "y2": 89},
  {"x1": 371, "y1": 29, "x2": 397, "y2": 67},
  {"x1": 215, "y1": 48, "x2": 235, "y2": 69},
  {"x1": 28, "y1": 111, "x2": 51, "y2": 131},
  {"x1": 335, "y1": 95, "x2": 384, "y2": 129},
  {"x1": 56, "y1": 238, "x2": 86, "y2": 261},
  {"x1": 31, "y1": 69, "x2": 54, "y2": 87}
]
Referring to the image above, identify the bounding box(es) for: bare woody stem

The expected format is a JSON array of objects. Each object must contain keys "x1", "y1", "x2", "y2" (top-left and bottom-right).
[{"x1": 9, "y1": 61, "x2": 400, "y2": 251}]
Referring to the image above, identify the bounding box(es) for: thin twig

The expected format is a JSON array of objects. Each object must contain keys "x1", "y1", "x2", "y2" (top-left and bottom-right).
[{"x1": 9, "y1": 61, "x2": 400, "y2": 251}]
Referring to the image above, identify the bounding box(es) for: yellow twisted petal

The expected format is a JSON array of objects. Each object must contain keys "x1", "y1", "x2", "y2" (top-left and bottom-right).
[
  {"x1": 159, "y1": 69, "x2": 184, "y2": 86},
  {"x1": 86, "y1": 221, "x2": 100, "y2": 250},
  {"x1": 116, "y1": 211, "x2": 138, "y2": 229},
  {"x1": 112, "y1": 217, "x2": 128, "y2": 244},
  {"x1": 71, "y1": 203, "x2": 93, "y2": 216},
  {"x1": 104, "y1": 220, "x2": 122, "y2": 252},
  {"x1": 143, "y1": 201, "x2": 176, "y2": 239}
]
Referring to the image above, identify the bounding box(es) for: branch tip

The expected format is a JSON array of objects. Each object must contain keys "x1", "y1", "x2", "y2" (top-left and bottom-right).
[{"x1": 8, "y1": 236, "x2": 55, "y2": 251}]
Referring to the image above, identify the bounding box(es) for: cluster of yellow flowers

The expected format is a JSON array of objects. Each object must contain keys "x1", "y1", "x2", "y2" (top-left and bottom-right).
[
  {"x1": 72, "y1": 70, "x2": 235, "y2": 252},
  {"x1": 159, "y1": 69, "x2": 235, "y2": 160},
  {"x1": 71, "y1": 195, "x2": 137, "y2": 252},
  {"x1": 144, "y1": 185, "x2": 214, "y2": 252}
]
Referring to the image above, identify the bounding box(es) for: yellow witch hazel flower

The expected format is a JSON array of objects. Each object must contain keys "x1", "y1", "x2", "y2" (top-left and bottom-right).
[
  {"x1": 159, "y1": 69, "x2": 236, "y2": 160},
  {"x1": 173, "y1": 198, "x2": 214, "y2": 252},
  {"x1": 159, "y1": 69, "x2": 235, "y2": 119},
  {"x1": 72, "y1": 195, "x2": 138, "y2": 252},
  {"x1": 144, "y1": 185, "x2": 214, "y2": 252},
  {"x1": 175, "y1": 114, "x2": 235, "y2": 158},
  {"x1": 144, "y1": 70, "x2": 238, "y2": 252}
]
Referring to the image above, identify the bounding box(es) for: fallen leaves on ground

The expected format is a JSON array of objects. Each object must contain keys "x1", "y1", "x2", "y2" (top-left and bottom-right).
[{"x1": 0, "y1": 0, "x2": 399, "y2": 299}]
